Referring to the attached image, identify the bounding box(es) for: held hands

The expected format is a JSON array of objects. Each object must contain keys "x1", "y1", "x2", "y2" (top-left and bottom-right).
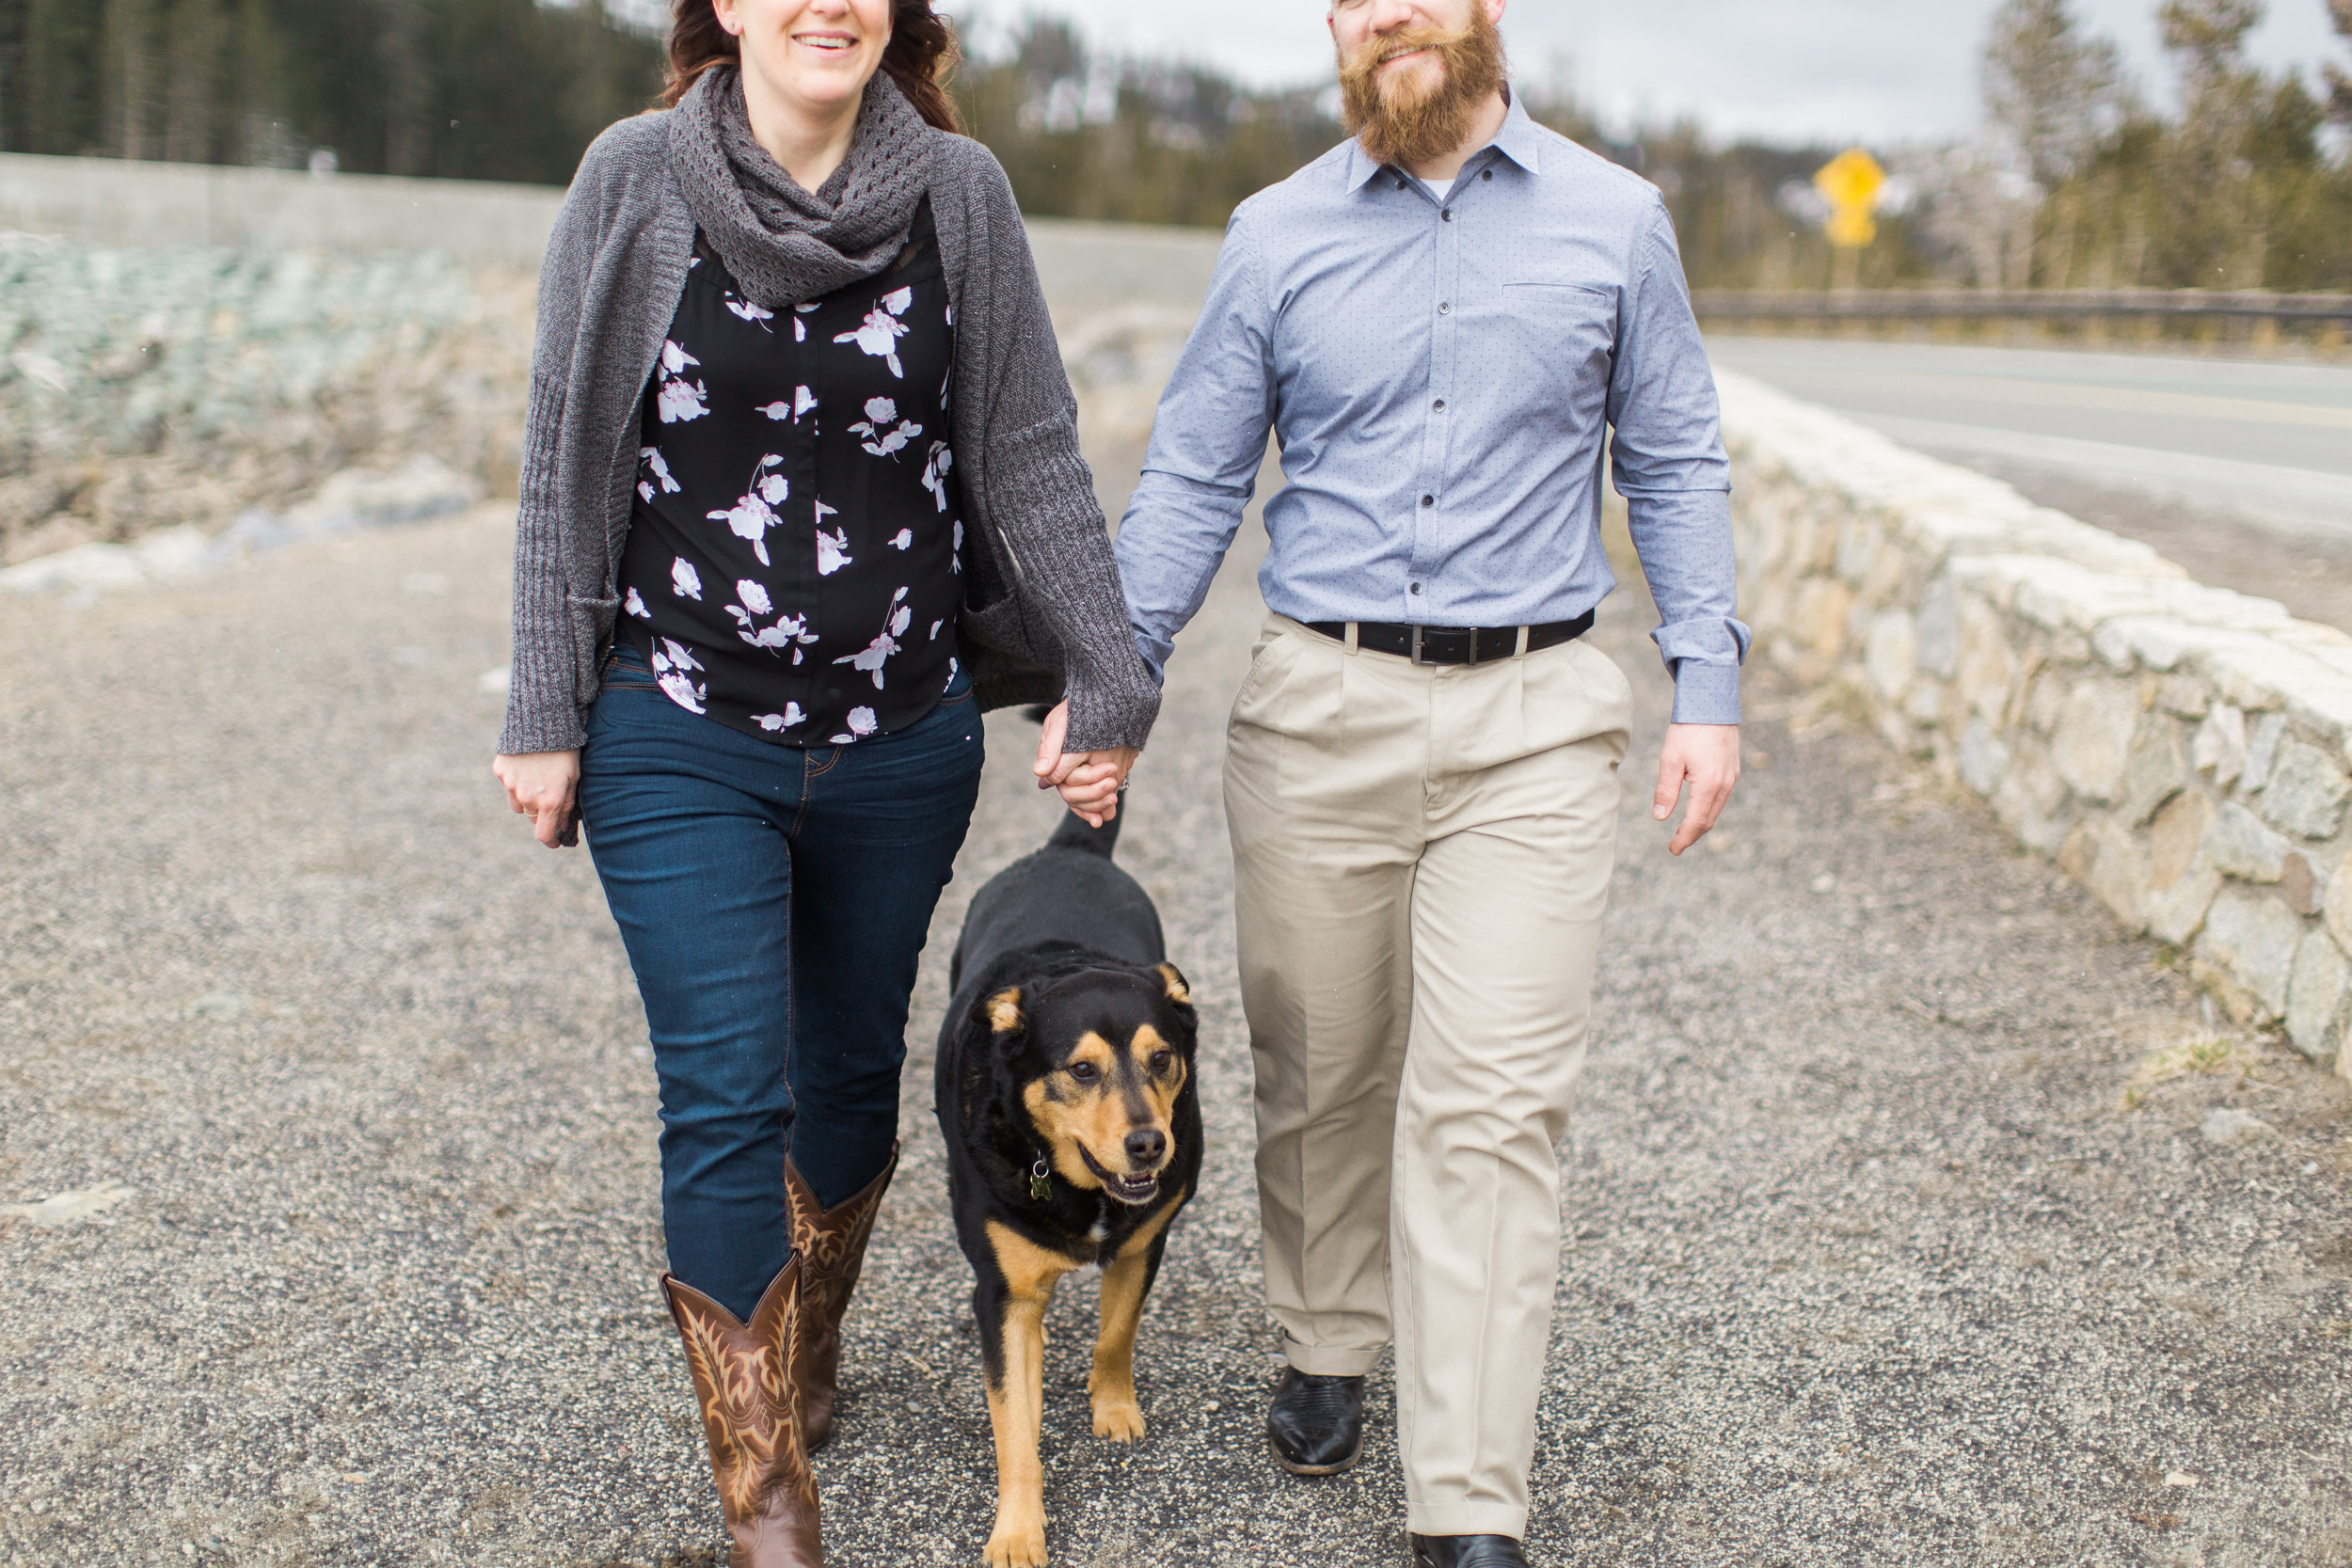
[
  {"x1": 1653, "y1": 723, "x2": 1740, "y2": 856},
  {"x1": 494, "y1": 750, "x2": 581, "y2": 848},
  {"x1": 1032, "y1": 700, "x2": 1139, "y2": 828}
]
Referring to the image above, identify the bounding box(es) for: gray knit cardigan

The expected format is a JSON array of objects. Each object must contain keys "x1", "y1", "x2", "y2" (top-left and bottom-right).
[{"x1": 498, "y1": 112, "x2": 1161, "y2": 758}]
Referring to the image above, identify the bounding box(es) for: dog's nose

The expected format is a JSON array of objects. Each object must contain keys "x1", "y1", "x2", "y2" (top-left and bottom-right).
[{"x1": 1124, "y1": 1127, "x2": 1167, "y2": 1166}]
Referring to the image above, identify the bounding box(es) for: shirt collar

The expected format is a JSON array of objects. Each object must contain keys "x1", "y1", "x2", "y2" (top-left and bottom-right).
[{"x1": 1344, "y1": 82, "x2": 1545, "y2": 193}]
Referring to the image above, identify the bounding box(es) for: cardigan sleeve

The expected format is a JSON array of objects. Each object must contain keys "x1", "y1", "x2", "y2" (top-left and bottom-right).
[
  {"x1": 952, "y1": 148, "x2": 1162, "y2": 755},
  {"x1": 497, "y1": 150, "x2": 607, "y2": 757}
]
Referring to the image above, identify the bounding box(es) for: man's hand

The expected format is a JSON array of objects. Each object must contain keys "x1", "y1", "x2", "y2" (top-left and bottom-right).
[
  {"x1": 1032, "y1": 701, "x2": 1140, "y2": 828},
  {"x1": 494, "y1": 750, "x2": 581, "y2": 848},
  {"x1": 1652, "y1": 723, "x2": 1740, "y2": 856}
]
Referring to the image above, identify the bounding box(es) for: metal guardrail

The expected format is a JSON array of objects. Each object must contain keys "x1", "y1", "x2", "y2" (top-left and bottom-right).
[{"x1": 1692, "y1": 289, "x2": 2352, "y2": 325}]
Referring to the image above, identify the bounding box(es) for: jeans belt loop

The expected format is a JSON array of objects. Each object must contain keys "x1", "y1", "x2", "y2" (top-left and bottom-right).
[
  {"x1": 1516, "y1": 626, "x2": 1532, "y2": 657},
  {"x1": 1344, "y1": 621, "x2": 1360, "y2": 655}
]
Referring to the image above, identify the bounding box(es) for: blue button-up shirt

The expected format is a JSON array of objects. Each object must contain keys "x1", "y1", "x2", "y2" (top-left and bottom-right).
[{"x1": 1115, "y1": 90, "x2": 1750, "y2": 724}]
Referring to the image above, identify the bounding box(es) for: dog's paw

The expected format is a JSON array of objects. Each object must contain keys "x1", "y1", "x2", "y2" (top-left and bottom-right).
[
  {"x1": 983, "y1": 1518, "x2": 1049, "y2": 1568},
  {"x1": 1090, "y1": 1392, "x2": 1147, "y2": 1443}
]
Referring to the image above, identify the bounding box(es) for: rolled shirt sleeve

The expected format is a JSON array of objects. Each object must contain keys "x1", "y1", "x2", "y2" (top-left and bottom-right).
[
  {"x1": 1607, "y1": 198, "x2": 1751, "y2": 725},
  {"x1": 1115, "y1": 212, "x2": 1277, "y2": 680}
]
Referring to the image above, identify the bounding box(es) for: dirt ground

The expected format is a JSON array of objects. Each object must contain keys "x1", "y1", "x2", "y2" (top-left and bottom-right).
[{"x1": 2, "y1": 438, "x2": 2348, "y2": 1567}]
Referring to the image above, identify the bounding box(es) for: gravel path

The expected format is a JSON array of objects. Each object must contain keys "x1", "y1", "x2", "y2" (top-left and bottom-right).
[{"x1": 3, "y1": 440, "x2": 2348, "y2": 1568}]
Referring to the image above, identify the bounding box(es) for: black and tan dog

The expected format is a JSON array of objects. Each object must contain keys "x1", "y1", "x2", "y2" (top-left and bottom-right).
[{"x1": 934, "y1": 809, "x2": 1201, "y2": 1568}]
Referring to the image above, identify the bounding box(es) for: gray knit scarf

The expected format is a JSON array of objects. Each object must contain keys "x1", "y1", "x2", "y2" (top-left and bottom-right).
[{"x1": 669, "y1": 65, "x2": 932, "y2": 311}]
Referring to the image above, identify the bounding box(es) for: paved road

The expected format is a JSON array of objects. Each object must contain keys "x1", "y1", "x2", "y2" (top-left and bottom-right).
[
  {"x1": 5, "y1": 420, "x2": 2351, "y2": 1565},
  {"x1": 1705, "y1": 336, "x2": 2352, "y2": 635}
]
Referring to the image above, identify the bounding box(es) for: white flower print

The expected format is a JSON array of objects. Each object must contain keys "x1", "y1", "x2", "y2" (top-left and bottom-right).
[
  {"x1": 649, "y1": 637, "x2": 707, "y2": 713},
  {"x1": 831, "y1": 705, "x2": 880, "y2": 744},
  {"x1": 638, "y1": 446, "x2": 680, "y2": 503},
  {"x1": 656, "y1": 340, "x2": 708, "y2": 423},
  {"x1": 671, "y1": 557, "x2": 703, "y2": 600},
  {"x1": 849, "y1": 394, "x2": 922, "y2": 457},
  {"x1": 834, "y1": 287, "x2": 914, "y2": 377},
  {"x1": 929, "y1": 618, "x2": 942, "y2": 640},
  {"x1": 921, "y1": 441, "x2": 955, "y2": 513},
  {"x1": 888, "y1": 528, "x2": 913, "y2": 550},
  {"x1": 754, "y1": 705, "x2": 805, "y2": 732},
  {"x1": 725, "y1": 577, "x2": 818, "y2": 654},
  {"x1": 793, "y1": 302, "x2": 818, "y2": 345},
  {"x1": 813, "y1": 498, "x2": 850, "y2": 576},
  {"x1": 756, "y1": 386, "x2": 818, "y2": 424},
  {"x1": 707, "y1": 456, "x2": 787, "y2": 565},
  {"x1": 725, "y1": 296, "x2": 774, "y2": 325},
  {"x1": 833, "y1": 587, "x2": 912, "y2": 689},
  {"x1": 625, "y1": 586, "x2": 652, "y2": 619}
]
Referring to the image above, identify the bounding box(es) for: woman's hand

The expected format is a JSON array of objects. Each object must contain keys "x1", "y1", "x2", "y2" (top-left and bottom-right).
[
  {"x1": 1031, "y1": 702, "x2": 1139, "y2": 828},
  {"x1": 493, "y1": 750, "x2": 582, "y2": 848}
]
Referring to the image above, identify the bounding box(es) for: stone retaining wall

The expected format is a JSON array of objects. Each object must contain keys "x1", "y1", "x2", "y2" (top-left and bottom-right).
[{"x1": 1719, "y1": 370, "x2": 2352, "y2": 1079}]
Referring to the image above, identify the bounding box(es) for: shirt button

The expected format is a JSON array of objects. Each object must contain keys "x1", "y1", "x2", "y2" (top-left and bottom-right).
[
  {"x1": 1410, "y1": 581, "x2": 1423, "y2": 594},
  {"x1": 1483, "y1": 169, "x2": 1493, "y2": 181},
  {"x1": 1441, "y1": 209, "x2": 1454, "y2": 221},
  {"x1": 1438, "y1": 301, "x2": 1451, "y2": 314},
  {"x1": 1432, "y1": 399, "x2": 1446, "y2": 411},
  {"x1": 1421, "y1": 495, "x2": 1435, "y2": 507}
]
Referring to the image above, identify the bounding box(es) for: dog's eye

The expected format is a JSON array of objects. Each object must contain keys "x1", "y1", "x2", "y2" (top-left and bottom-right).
[
  {"x1": 1066, "y1": 1060, "x2": 1100, "y2": 1083},
  {"x1": 1150, "y1": 1052, "x2": 1172, "y2": 1073}
]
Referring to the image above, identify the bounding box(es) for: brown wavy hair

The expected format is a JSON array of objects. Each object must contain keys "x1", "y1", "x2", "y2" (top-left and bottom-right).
[{"x1": 662, "y1": 0, "x2": 961, "y2": 133}]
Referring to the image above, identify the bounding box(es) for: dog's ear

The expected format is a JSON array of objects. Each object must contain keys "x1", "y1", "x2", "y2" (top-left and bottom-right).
[
  {"x1": 985, "y1": 987, "x2": 1025, "y2": 1037},
  {"x1": 1154, "y1": 963, "x2": 1198, "y2": 1041}
]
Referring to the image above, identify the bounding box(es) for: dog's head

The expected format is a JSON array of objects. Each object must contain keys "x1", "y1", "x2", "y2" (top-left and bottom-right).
[{"x1": 982, "y1": 961, "x2": 1197, "y2": 1207}]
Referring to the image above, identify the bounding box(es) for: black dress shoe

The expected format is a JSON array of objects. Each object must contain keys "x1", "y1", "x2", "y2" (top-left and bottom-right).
[
  {"x1": 1264, "y1": 1367, "x2": 1365, "y2": 1475},
  {"x1": 1410, "y1": 1535, "x2": 1528, "y2": 1568}
]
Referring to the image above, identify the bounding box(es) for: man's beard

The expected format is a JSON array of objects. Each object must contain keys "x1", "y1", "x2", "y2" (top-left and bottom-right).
[{"x1": 1337, "y1": 9, "x2": 1508, "y2": 171}]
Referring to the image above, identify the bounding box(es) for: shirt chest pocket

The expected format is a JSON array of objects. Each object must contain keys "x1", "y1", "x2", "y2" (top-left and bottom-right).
[{"x1": 1496, "y1": 281, "x2": 1618, "y2": 406}]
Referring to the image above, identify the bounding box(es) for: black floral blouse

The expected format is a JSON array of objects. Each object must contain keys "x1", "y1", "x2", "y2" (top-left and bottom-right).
[{"x1": 616, "y1": 198, "x2": 962, "y2": 746}]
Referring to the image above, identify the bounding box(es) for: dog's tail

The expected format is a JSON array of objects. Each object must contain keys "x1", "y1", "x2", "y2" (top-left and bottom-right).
[{"x1": 1046, "y1": 808, "x2": 1122, "y2": 859}]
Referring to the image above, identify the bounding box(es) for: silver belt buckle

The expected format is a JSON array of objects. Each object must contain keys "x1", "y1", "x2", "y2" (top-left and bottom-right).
[{"x1": 1410, "y1": 625, "x2": 1428, "y2": 666}]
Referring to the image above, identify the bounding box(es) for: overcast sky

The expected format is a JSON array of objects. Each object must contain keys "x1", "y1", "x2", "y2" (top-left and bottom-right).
[{"x1": 942, "y1": 0, "x2": 2345, "y2": 146}]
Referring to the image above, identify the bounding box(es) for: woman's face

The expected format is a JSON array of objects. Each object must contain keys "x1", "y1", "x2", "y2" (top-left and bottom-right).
[{"x1": 712, "y1": 0, "x2": 894, "y2": 117}]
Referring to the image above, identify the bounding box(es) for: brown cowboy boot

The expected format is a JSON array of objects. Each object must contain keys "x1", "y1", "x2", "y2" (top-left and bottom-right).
[
  {"x1": 784, "y1": 1144, "x2": 897, "y2": 1451},
  {"x1": 661, "y1": 1262, "x2": 823, "y2": 1568}
]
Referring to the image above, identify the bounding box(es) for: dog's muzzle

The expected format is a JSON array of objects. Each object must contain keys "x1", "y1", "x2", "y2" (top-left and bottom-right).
[{"x1": 1080, "y1": 1147, "x2": 1166, "y2": 1206}]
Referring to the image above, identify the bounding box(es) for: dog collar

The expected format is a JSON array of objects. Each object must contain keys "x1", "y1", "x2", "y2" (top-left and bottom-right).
[{"x1": 1028, "y1": 1155, "x2": 1054, "y2": 1202}]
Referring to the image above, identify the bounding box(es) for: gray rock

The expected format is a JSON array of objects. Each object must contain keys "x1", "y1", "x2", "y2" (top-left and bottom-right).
[
  {"x1": 1914, "y1": 576, "x2": 1959, "y2": 679},
  {"x1": 2203, "y1": 802, "x2": 2291, "y2": 882},
  {"x1": 2285, "y1": 929, "x2": 2351, "y2": 1064},
  {"x1": 1958, "y1": 719, "x2": 2009, "y2": 796},
  {"x1": 2240, "y1": 711, "x2": 2287, "y2": 793},
  {"x1": 2193, "y1": 703, "x2": 2249, "y2": 786},
  {"x1": 2196, "y1": 888, "x2": 2306, "y2": 1016},
  {"x1": 2199, "y1": 1107, "x2": 2277, "y2": 1145},
  {"x1": 2258, "y1": 739, "x2": 2350, "y2": 841},
  {"x1": 2050, "y1": 679, "x2": 2139, "y2": 801}
]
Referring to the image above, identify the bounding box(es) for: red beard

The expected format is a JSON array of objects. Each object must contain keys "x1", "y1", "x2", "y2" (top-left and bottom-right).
[{"x1": 1337, "y1": 9, "x2": 1509, "y2": 170}]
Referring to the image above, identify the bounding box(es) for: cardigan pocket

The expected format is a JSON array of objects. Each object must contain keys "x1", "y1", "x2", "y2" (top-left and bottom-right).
[{"x1": 567, "y1": 593, "x2": 621, "y2": 705}]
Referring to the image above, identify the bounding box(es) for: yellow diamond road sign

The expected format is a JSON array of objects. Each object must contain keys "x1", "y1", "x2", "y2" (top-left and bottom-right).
[{"x1": 1814, "y1": 148, "x2": 1886, "y2": 249}]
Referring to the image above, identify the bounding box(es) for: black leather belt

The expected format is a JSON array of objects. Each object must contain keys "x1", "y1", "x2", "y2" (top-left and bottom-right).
[{"x1": 1304, "y1": 611, "x2": 1595, "y2": 666}]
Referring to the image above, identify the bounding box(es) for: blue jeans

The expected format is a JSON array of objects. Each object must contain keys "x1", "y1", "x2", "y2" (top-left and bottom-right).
[{"x1": 580, "y1": 637, "x2": 983, "y2": 1321}]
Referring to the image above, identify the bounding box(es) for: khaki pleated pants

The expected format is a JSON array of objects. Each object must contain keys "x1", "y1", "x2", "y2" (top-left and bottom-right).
[{"x1": 1224, "y1": 614, "x2": 1630, "y2": 1540}]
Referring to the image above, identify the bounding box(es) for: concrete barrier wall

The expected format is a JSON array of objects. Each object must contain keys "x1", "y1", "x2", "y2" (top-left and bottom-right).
[{"x1": 1720, "y1": 369, "x2": 2352, "y2": 1080}]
